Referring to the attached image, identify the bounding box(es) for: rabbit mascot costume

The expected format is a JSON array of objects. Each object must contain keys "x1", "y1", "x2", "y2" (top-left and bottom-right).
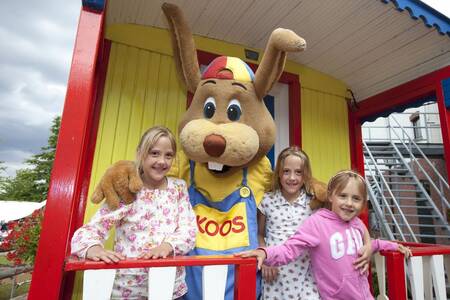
[{"x1": 91, "y1": 3, "x2": 326, "y2": 299}]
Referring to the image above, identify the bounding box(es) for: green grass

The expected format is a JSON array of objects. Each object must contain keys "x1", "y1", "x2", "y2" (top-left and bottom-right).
[
  {"x1": 0, "y1": 254, "x2": 31, "y2": 300},
  {"x1": 0, "y1": 281, "x2": 30, "y2": 300},
  {"x1": 0, "y1": 255, "x2": 10, "y2": 266}
]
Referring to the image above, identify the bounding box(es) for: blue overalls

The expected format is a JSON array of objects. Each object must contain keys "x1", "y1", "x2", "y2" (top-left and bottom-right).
[{"x1": 184, "y1": 161, "x2": 261, "y2": 300}]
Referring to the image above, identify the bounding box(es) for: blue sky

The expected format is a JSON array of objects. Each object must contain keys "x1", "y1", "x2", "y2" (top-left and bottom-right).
[{"x1": 0, "y1": 0, "x2": 448, "y2": 178}]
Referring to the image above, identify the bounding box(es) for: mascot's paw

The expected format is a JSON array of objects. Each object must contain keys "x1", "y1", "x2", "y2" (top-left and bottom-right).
[
  {"x1": 271, "y1": 28, "x2": 307, "y2": 52},
  {"x1": 309, "y1": 178, "x2": 327, "y2": 210},
  {"x1": 91, "y1": 160, "x2": 143, "y2": 209}
]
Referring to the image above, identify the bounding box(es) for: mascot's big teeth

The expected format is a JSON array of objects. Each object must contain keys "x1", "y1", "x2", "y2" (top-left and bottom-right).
[{"x1": 208, "y1": 162, "x2": 224, "y2": 171}]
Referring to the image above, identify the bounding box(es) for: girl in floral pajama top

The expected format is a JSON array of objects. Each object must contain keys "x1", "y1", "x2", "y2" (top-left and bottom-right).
[{"x1": 71, "y1": 126, "x2": 197, "y2": 299}]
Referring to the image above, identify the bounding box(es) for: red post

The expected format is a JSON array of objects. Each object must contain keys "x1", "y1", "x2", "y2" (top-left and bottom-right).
[
  {"x1": 234, "y1": 260, "x2": 257, "y2": 300},
  {"x1": 282, "y1": 73, "x2": 302, "y2": 147},
  {"x1": 385, "y1": 252, "x2": 407, "y2": 300},
  {"x1": 435, "y1": 81, "x2": 450, "y2": 185},
  {"x1": 28, "y1": 7, "x2": 104, "y2": 299}
]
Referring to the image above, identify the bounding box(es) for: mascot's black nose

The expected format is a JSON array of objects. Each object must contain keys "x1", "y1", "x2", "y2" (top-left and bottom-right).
[{"x1": 203, "y1": 134, "x2": 226, "y2": 157}]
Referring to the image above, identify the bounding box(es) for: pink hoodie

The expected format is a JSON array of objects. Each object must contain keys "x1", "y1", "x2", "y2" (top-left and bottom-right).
[{"x1": 264, "y1": 208, "x2": 397, "y2": 300}]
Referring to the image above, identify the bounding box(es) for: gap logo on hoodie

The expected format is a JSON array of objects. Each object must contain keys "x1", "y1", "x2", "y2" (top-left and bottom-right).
[{"x1": 330, "y1": 228, "x2": 364, "y2": 259}]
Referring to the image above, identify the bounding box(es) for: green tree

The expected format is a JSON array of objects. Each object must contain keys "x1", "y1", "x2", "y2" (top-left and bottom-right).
[{"x1": 0, "y1": 116, "x2": 60, "y2": 201}]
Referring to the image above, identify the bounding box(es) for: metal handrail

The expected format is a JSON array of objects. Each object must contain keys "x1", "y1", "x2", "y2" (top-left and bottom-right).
[
  {"x1": 363, "y1": 141, "x2": 415, "y2": 241},
  {"x1": 389, "y1": 142, "x2": 450, "y2": 234},
  {"x1": 365, "y1": 164, "x2": 395, "y2": 240},
  {"x1": 389, "y1": 116, "x2": 450, "y2": 211},
  {"x1": 389, "y1": 115, "x2": 449, "y2": 189}
]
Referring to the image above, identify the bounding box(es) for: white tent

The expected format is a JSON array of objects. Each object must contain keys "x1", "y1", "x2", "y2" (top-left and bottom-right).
[{"x1": 0, "y1": 200, "x2": 46, "y2": 223}]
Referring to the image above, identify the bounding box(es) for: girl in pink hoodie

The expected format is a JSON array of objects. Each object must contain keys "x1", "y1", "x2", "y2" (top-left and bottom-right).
[{"x1": 239, "y1": 170, "x2": 411, "y2": 300}]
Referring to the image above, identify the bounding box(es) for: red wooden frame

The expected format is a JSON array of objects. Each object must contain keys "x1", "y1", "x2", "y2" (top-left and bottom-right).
[
  {"x1": 435, "y1": 80, "x2": 450, "y2": 179},
  {"x1": 348, "y1": 67, "x2": 450, "y2": 294},
  {"x1": 196, "y1": 50, "x2": 302, "y2": 146},
  {"x1": 349, "y1": 65, "x2": 450, "y2": 185},
  {"x1": 65, "y1": 256, "x2": 257, "y2": 300},
  {"x1": 28, "y1": 7, "x2": 106, "y2": 299},
  {"x1": 381, "y1": 243, "x2": 450, "y2": 299},
  {"x1": 348, "y1": 111, "x2": 368, "y2": 225},
  {"x1": 65, "y1": 255, "x2": 255, "y2": 270}
]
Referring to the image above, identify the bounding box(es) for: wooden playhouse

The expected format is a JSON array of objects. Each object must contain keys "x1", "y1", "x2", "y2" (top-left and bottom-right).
[{"x1": 29, "y1": 0, "x2": 450, "y2": 299}]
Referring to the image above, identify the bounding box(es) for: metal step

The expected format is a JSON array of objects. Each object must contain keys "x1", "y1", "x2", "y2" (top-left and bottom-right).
[
  {"x1": 379, "y1": 181, "x2": 420, "y2": 185},
  {"x1": 379, "y1": 204, "x2": 434, "y2": 209},
  {"x1": 364, "y1": 150, "x2": 396, "y2": 153},
  {"x1": 365, "y1": 156, "x2": 399, "y2": 160},
  {"x1": 387, "y1": 189, "x2": 421, "y2": 192},
  {"x1": 384, "y1": 222, "x2": 444, "y2": 228},
  {"x1": 382, "y1": 196, "x2": 428, "y2": 200},
  {"x1": 391, "y1": 214, "x2": 440, "y2": 218},
  {"x1": 392, "y1": 233, "x2": 450, "y2": 239},
  {"x1": 375, "y1": 175, "x2": 414, "y2": 178}
]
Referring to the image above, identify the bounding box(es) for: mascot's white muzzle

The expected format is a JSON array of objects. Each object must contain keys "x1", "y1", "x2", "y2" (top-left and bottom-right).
[{"x1": 180, "y1": 119, "x2": 260, "y2": 168}]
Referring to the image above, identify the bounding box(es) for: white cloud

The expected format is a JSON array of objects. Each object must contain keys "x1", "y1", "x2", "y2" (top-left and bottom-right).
[
  {"x1": 0, "y1": 0, "x2": 80, "y2": 177},
  {"x1": 0, "y1": 149, "x2": 34, "y2": 177}
]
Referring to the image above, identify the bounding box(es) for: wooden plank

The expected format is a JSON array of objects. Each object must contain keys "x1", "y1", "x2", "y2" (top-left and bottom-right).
[
  {"x1": 148, "y1": 267, "x2": 176, "y2": 300},
  {"x1": 83, "y1": 269, "x2": 116, "y2": 300},
  {"x1": 65, "y1": 256, "x2": 257, "y2": 271},
  {"x1": 111, "y1": 44, "x2": 138, "y2": 162},
  {"x1": 125, "y1": 48, "x2": 149, "y2": 158},
  {"x1": 407, "y1": 256, "x2": 425, "y2": 300},
  {"x1": 202, "y1": 265, "x2": 228, "y2": 300}
]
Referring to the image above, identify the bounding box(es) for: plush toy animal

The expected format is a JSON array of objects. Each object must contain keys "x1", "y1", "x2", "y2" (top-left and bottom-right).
[{"x1": 91, "y1": 3, "x2": 326, "y2": 299}]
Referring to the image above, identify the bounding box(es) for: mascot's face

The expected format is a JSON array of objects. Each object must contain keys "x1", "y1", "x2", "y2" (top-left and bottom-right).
[
  {"x1": 179, "y1": 57, "x2": 276, "y2": 174},
  {"x1": 162, "y1": 3, "x2": 305, "y2": 174}
]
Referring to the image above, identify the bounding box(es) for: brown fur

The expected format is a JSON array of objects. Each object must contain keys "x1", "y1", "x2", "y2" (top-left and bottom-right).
[
  {"x1": 91, "y1": 160, "x2": 143, "y2": 209},
  {"x1": 309, "y1": 178, "x2": 328, "y2": 210}
]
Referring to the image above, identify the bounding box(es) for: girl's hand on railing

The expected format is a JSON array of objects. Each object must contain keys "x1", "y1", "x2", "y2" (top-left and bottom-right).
[
  {"x1": 86, "y1": 245, "x2": 125, "y2": 263},
  {"x1": 397, "y1": 244, "x2": 412, "y2": 259},
  {"x1": 138, "y1": 242, "x2": 173, "y2": 259},
  {"x1": 261, "y1": 264, "x2": 279, "y2": 283},
  {"x1": 235, "y1": 249, "x2": 266, "y2": 270}
]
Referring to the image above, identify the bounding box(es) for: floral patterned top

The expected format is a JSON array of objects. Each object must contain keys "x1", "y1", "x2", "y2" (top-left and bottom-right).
[{"x1": 71, "y1": 177, "x2": 197, "y2": 299}]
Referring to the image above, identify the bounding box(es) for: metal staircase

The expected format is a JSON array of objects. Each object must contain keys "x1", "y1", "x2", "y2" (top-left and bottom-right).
[{"x1": 363, "y1": 115, "x2": 450, "y2": 244}]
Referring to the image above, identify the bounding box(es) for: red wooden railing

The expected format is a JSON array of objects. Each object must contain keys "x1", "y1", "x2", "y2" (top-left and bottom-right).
[
  {"x1": 65, "y1": 255, "x2": 257, "y2": 300},
  {"x1": 378, "y1": 242, "x2": 450, "y2": 300}
]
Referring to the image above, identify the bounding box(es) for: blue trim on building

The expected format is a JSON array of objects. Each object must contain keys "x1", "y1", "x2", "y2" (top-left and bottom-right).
[
  {"x1": 381, "y1": 0, "x2": 450, "y2": 36},
  {"x1": 264, "y1": 95, "x2": 275, "y2": 169},
  {"x1": 362, "y1": 94, "x2": 437, "y2": 123},
  {"x1": 442, "y1": 78, "x2": 450, "y2": 108},
  {"x1": 82, "y1": 0, "x2": 105, "y2": 12}
]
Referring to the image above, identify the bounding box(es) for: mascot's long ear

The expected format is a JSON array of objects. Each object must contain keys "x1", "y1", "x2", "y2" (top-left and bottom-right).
[
  {"x1": 162, "y1": 3, "x2": 201, "y2": 93},
  {"x1": 254, "y1": 29, "x2": 306, "y2": 99}
]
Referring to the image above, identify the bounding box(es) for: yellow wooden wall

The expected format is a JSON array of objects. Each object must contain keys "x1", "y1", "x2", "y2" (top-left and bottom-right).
[
  {"x1": 73, "y1": 36, "x2": 188, "y2": 300},
  {"x1": 301, "y1": 88, "x2": 350, "y2": 181},
  {"x1": 85, "y1": 43, "x2": 187, "y2": 220}
]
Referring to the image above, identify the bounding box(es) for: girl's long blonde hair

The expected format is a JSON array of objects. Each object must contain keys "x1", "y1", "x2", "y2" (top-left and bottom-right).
[
  {"x1": 272, "y1": 146, "x2": 313, "y2": 195},
  {"x1": 135, "y1": 126, "x2": 177, "y2": 176}
]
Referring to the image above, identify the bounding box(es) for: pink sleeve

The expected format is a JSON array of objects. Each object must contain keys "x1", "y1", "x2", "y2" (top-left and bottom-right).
[
  {"x1": 264, "y1": 215, "x2": 320, "y2": 266},
  {"x1": 372, "y1": 239, "x2": 398, "y2": 252}
]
